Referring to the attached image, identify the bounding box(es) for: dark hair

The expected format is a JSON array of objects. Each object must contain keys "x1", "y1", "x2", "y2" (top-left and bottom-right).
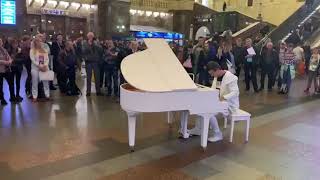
[{"x1": 207, "y1": 61, "x2": 221, "y2": 71}]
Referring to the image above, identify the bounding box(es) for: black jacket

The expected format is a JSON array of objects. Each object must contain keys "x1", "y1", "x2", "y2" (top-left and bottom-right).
[
  {"x1": 243, "y1": 46, "x2": 260, "y2": 66},
  {"x1": 232, "y1": 46, "x2": 245, "y2": 66},
  {"x1": 260, "y1": 48, "x2": 279, "y2": 68}
]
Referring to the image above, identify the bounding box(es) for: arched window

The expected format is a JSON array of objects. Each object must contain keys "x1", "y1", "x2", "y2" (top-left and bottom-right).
[{"x1": 247, "y1": 0, "x2": 253, "y2": 6}]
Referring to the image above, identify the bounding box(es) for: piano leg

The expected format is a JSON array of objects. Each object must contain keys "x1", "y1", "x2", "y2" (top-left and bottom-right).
[
  {"x1": 167, "y1": 112, "x2": 173, "y2": 125},
  {"x1": 180, "y1": 111, "x2": 190, "y2": 139},
  {"x1": 127, "y1": 112, "x2": 137, "y2": 152},
  {"x1": 200, "y1": 114, "x2": 211, "y2": 150}
]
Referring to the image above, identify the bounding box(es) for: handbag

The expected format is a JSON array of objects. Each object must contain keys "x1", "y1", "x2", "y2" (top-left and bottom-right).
[
  {"x1": 39, "y1": 70, "x2": 54, "y2": 81},
  {"x1": 226, "y1": 59, "x2": 236, "y2": 74}
]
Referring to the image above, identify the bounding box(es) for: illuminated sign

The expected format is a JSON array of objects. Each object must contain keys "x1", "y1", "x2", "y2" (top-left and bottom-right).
[
  {"x1": 1, "y1": 0, "x2": 16, "y2": 25},
  {"x1": 41, "y1": 8, "x2": 67, "y2": 16},
  {"x1": 134, "y1": 31, "x2": 184, "y2": 39}
]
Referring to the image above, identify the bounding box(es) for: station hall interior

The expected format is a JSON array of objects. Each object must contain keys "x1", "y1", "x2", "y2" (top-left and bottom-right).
[{"x1": 1, "y1": 0, "x2": 320, "y2": 180}]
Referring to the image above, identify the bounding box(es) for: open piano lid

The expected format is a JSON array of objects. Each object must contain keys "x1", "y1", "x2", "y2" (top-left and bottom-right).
[{"x1": 121, "y1": 39, "x2": 197, "y2": 92}]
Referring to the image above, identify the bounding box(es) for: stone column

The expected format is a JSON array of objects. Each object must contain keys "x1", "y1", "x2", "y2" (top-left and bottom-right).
[
  {"x1": 97, "y1": 0, "x2": 130, "y2": 39},
  {"x1": 40, "y1": 14, "x2": 47, "y2": 33},
  {"x1": 65, "y1": 16, "x2": 70, "y2": 36}
]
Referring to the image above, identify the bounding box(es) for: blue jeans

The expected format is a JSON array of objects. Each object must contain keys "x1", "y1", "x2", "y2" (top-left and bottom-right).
[
  {"x1": 105, "y1": 65, "x2": 119, "y2": 96},
  {"x1": 85, "y1": 62, "x2": 101, "y2": 94},
  {"x1": 282, "y1": 66, "x2": 292, "y2": 92}
]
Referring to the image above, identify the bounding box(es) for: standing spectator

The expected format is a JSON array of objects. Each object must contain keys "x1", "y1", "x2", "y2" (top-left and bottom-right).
[
  {"x1": 7, "y1": 39, "x2": 24, "y2": 102},
  {"x1": 197, "y1": 42, "x2": 210, "y2": 86},
  {"x1": 223, "y1": 1, "x2": 227, "y2": 11},
  {"x1": 216, "y1": 44, "x2": 229, "y2": 70},
  {"x1": 193, "y1": 37, "x2": 205, "y2": 79},
  {"x1": 279, "y1": 43, "x2": 296, "y2": 94},
  {"x1": 99, "y1": 40, "x2": 108, "y2": 89},
  {"x1": 75, "y1": 36, "x2": 83, "y2": 71},
  {"x1": 275, "y1": 41, "x2": 287, "y2": 89},
  {"x1": 29, "y1": 37, "x2": 51, "y2": 102},
  {"x1": 305, "y1": 0, "x2": 314, "y2": 12},
  {"x1": 51, "y1": 34, "x2": 66, "y2": 93},
  {"x1": 103, "y1": 40, "x2": 120, "y2": 96},
  {"x1": 293, "y1": 43, "x2": 305, "y2": 76},
  {"x1": 58, "y1": 40, "x2": 79, "y2": 96},
  {"x1": 0, "y1": 38, "x2": 14, "y2": 105},
  {"x1": 260, "y1": 42, "x2": 279, "y2": 91},
  {"x1": 303, "y1": 44, "x2": 312, "y2": 74},
  {"x1": 82, "y1": 32, "x2": 103, "y2": 96},
  {"x1": 233, "y1": 38, "x2": 245, "y2": 77},
  {"x1": 21, "y1": 35, "x2": 32, "y2": 98},
  {"x1": 286, "y1": 29, "x2": 301, "y2": 45},
  {"x1": 182, "y1": 45, "x2": 194, "y2": 74},
  {"x1": 118, "y1": 41, "x2": 132, "y2": 86},
  {"x1": 304, "y1": 47, "x2": 319, "y2": 93},
  {"x1": 243, "y1": 38, "x2": 259, "y2": 92},
  {"x1": 302, "y1": 19, "x2": 313, "y2": 41}
]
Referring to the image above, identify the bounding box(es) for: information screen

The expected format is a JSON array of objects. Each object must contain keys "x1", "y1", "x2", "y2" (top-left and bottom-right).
[
  {"x1": 1, "y1": 0, "x2": 16, "y2": 25},
  {"x1": 134, "y1": 31, "x2": 184, "y2": 40}
]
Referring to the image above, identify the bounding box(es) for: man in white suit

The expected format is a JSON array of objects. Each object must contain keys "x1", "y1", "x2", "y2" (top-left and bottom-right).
[{"x1": 188, "y1": 61, "x2": 240, "y2": 142}]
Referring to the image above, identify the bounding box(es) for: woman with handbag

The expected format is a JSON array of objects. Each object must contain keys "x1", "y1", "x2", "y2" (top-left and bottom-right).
[
  {"x1": 7, "y1": 39, "x2": 24, "y2": 102},
  {"x1": 30, "y1": 37, "x2": 51, "y2": 102},
  {"x1": 0, "y1": 38, "x2": 15, "y2": 105}
]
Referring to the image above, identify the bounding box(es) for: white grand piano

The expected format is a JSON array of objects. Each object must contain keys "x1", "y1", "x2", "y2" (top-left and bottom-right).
[{"x1": 120, "y1": 39, "x2": 227, "y2": 151}]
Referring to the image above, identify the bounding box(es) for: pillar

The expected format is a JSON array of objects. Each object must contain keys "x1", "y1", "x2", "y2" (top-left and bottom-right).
[{"x1": 97, "y1": 0, "x2": 130, "y2": 38}]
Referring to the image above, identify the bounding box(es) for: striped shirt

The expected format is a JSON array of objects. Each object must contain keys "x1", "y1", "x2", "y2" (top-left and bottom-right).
[{"x1": 283, "y1": 51, "x2": 296, "y2": 65}]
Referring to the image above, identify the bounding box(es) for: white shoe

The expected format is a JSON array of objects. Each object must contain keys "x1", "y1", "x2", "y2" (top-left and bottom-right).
[
  {"x1": 208, "y1": 132, "x2": 223, "y2": 142},
  {"x1": 188, "y1": 127, "x2": 201, "y2": 136},
  {"x1": 178, "y1": 129, "x2": 190, "y2": 139}
]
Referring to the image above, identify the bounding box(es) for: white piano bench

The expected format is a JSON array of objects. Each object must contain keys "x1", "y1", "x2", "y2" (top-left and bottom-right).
[{"x1": 223, "y1": 109, "x2": 251, "y2": 143}]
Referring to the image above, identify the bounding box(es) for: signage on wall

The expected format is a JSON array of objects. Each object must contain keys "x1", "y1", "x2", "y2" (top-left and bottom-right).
[
  {"x1": 41, "y1": 8, "x2": 67, "y2": 16},
  {"x1": 134, "y1": 31, "x2": 184, "y2": 40},
  {"x1": 0, "y1": 0, "x2": 16, "y2": 25}
]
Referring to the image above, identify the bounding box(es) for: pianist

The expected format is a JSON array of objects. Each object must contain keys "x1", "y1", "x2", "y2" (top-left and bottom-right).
[{"x1": 189, "y1": 61, "x2": 240, "y2": 142}]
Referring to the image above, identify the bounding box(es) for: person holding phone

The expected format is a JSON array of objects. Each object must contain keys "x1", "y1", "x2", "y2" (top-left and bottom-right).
[
  {"x1": 30, "y1": 36, "x2": 50, "y2": 102},
  {"x1": 103, "y1": 40, "x2": 120, "y2": 96}
]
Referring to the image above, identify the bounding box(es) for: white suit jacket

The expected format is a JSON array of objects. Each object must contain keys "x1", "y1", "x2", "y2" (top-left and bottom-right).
[{"x1": 212, "y1": 71, "x2": 240, "y2": 112}]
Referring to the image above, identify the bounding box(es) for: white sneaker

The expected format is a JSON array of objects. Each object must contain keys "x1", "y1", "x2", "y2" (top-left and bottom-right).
[
  {"x1": 178, "y1": 129, "x2": 190, "y2": 139},
  {"x1": 208, "y1": 132, "x2": 223, "y2": 142},
  {"x1": 188, "y1": 127, "x2": 201, "y2": 136}
]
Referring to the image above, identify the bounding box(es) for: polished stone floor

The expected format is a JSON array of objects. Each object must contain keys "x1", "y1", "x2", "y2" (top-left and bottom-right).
[{"x1": 0, "y1": 72, "x2": 319, "y2": 180}]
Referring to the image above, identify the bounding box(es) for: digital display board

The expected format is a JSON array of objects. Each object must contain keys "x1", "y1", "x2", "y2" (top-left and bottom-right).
[
  {"x1": 134, "y1": 31, "x2": 184, "y2": 40},
  {"x1": 1, "y1": 0, "x2": 16, "y2": 25}
]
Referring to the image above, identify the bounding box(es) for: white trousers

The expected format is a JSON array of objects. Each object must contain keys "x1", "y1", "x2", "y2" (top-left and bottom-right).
[
  {"x1": 192, "y1": 115, "x2": 221, "y2": 134},
  {"x1": 31, "y1": 68, "x2": 50, "y2": 99}
]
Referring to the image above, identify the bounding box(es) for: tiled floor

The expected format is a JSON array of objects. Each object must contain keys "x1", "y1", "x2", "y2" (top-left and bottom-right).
[{"x1": 0, "y1": 73, "x2": 319, "y2": 180}]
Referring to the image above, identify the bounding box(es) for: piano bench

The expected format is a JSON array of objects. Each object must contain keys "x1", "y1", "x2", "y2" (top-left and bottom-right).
[{"x1": 224, "y1": 109, "x2": 251, "y2": 143}]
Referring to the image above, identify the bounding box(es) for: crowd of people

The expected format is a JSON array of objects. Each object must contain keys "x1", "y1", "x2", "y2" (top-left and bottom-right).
[
  {"x1": 178, "y1": 35, "x2": 309, "y2": 95},
  {"x1": 0, "y1": 32, "x2": 148, "y2": 105},
  {"x1": 0, "y1": 29, "x2": 318, "y2": 106}
]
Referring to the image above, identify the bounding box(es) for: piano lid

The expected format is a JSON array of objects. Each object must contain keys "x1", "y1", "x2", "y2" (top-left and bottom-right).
[{"x1": 121, "y1": 39, "x2": 197, "y2": 92}]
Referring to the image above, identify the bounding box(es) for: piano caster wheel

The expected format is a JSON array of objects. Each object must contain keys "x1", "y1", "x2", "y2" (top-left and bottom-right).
[{"x1": 130, "y1": 146, "x2": 135, "y2": 153}]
